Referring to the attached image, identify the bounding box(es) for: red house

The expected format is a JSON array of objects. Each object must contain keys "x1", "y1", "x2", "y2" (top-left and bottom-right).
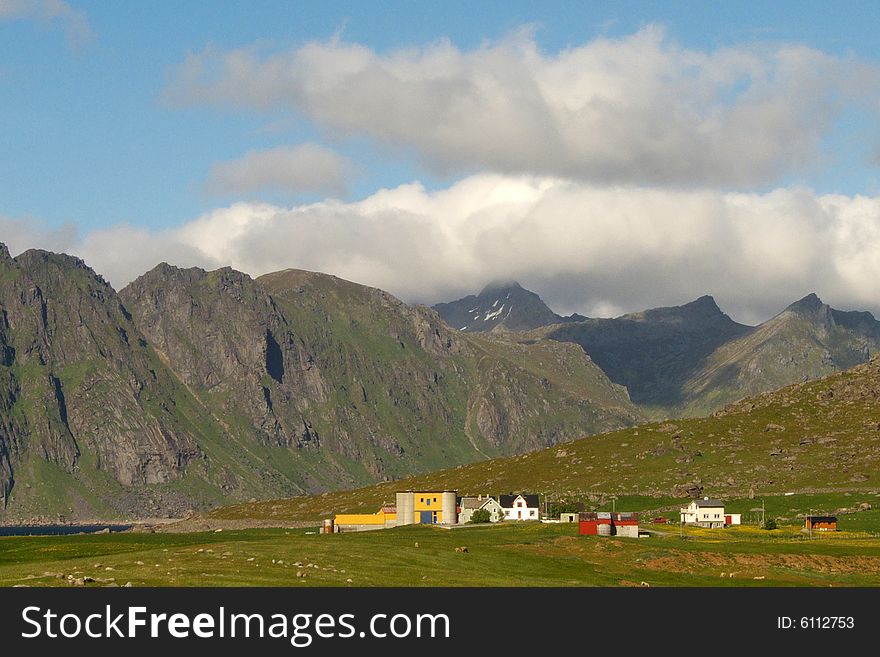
[
  {"x1": 578, "y1": 512, "x2": 639, "y2": 537},
  {"x1": 805, "y1": 515, "x2": 837, "y2": 531}
]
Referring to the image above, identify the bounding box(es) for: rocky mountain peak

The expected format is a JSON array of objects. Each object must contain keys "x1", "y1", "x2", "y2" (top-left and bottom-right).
[
  {"x1": 0, "y1": 242, "x2": 11, "y2": 262},
  {"x1": 779, "y1": 293, "x2": 837, "y2": 330},
  {"x1": 479, "y1": 280, "x2": 523, "y2": 296},
  {"x1": 433, "y1": 281, "x2": 566, "y2": 332},
  {"x1": 622, "y1": 294, "x2": 732, "y2": 327},
  {"x1": 785, "y1": 292, "x2": 826, "y2": 315}
]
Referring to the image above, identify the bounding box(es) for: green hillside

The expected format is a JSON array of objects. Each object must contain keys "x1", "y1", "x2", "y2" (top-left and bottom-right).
[{"x1": 207, "y1": 356, "x2": 880, "y2": 522}]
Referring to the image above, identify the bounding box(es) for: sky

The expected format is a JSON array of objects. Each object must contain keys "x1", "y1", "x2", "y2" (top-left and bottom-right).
[{"x1": 2, "y1": 1, "x2": 880, "y2": 324}]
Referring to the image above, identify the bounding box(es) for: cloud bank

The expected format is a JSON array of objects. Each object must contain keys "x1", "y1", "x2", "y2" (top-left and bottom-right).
[
  {"x1": 4, "y1": 176, "x2": 880, "y2": 325},
  {"x1": 204, "y1": 143, "x2": 354, "y2": 197},
  {"x1": 165, "y1": 26, "x2": 880, "y2": 187},
  {"x1": 0, "y1": 0, "x2": 93, "y2": 47}
]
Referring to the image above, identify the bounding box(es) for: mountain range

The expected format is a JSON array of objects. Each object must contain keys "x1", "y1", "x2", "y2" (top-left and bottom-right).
[
  {"x1": 2, "y1": 242, "x2": 879, "y2": 521},
  {"x1": 0, "y1": 244, "x2": 638, "y2": 521},
  {"x1": 435, "y1": 283, "x2": 880, "y2": 418}
]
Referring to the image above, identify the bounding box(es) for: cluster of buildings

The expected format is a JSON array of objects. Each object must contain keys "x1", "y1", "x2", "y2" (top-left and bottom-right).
[
  {"x1": 333, "y1": 490, "x2": 541, "y2": 532},
  {"x1": 332, "y1": 491, "x2": 763, "y2": 535}
]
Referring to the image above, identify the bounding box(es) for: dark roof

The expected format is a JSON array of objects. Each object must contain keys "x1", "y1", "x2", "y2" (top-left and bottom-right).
[
  {"x1": 498, "y1": 494, "x2": 539, "y2": 508},
  {"x1": 693, "y1": 498, "x2": 724, "y2": 507},
  {"x1": 806, "y1": 516, "x2": 837, "y2": 523}
]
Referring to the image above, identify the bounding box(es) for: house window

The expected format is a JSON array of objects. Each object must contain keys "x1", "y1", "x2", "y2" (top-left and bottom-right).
[
  {"x1": 433, "y1": 497, "x2": 437, "y2": 502},
  {"x1": 427, "y1": 499, "x2": 431, "y2": 506}
]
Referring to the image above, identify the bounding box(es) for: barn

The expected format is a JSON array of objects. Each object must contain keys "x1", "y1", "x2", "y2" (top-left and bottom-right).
[
  {"x1": 578, "y1": 511, "x2": 639, "y2": 537},
  {"x1": 805, "y1": 515, "x2": 837, "y2": 531}
]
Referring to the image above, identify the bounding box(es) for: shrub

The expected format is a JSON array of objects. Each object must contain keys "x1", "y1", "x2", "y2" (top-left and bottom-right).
[
  {"x1": 763, "y1": 517, "x2": 777, "y2": 530},
  {"x1": 469, "y1": 508, "x2": 492, "y2": 524}
]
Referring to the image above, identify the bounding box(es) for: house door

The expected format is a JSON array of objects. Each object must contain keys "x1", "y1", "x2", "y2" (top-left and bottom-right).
[{"x1": 419, "y1": 511, "x2": 433, "y2": 524}]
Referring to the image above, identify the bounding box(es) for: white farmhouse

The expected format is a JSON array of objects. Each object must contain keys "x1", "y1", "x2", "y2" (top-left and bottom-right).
[
  {"x1": 680, "y1": 497, "x2": 727, "y2": 528},
  {"x1": 498, "y1": 494, "x2": 540, "y2": 520}
]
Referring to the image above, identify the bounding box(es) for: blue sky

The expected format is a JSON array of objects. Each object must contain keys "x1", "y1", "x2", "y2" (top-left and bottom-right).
[
  {"x1": 2, "y1": 1, "x2": 880, "y2": 322},
  {"x1": 2, "y1": 1, "x2": 879, "y2": 231}
]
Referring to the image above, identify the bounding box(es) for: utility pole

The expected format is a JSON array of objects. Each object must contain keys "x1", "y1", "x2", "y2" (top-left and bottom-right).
[{"x1": 809, "y1": 508, "x2": 813, "y2": 540}]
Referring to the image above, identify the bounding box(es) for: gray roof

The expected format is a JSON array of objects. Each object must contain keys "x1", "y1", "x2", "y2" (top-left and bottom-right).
[
  {"x1": 694, "y1": 498, "x2": 724, "y2": 507},
  {"x1": 460, "y1": 497, "x2": 499, "y2": 510}
]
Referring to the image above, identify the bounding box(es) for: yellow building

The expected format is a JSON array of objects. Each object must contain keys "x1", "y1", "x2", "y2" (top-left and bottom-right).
[
  {"x1": 332, "y1": 491, "x2": 458, "y2": 532},
  {"x1": 334, "y1": 507, "x2": 397, "y2": 532},
  {"x1": 396, "y1": 490, "x2": 457, "y2": 525}
]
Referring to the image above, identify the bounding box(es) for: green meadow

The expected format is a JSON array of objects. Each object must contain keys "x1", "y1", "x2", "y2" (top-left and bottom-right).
[{"x1": 2, "y1": 508, "x2": 880, "y2": 587}]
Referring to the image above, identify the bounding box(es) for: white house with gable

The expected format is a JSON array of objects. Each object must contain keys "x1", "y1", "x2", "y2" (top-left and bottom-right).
[
  {"x1": 680, "y1": 497, "x2": 736, "y2": 528},
  {"x1": 498, "y1": 494, "x2": 540, "y2": 520}
]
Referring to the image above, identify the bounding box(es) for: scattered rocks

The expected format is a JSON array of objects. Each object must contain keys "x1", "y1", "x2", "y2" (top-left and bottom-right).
[{"x1": 764, "y1": 423, "x2": 785, "y2": 432}]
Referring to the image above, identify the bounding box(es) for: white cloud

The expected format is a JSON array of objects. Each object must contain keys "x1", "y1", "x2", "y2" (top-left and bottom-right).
[
  {"x1": 0, "y1": 216, "x2": 77, "y2": 254},
  {"x1": 164, "y1": 26, "x2": 880, "y2": 187},
  {"x1": 0, "y1": 0, "x2": 93, "y2": 48},
  {"x1": 6, "y1": 176, "x2": 880, "y2": 325},
  {"x1": 204, "y1": 143, "x2": 354, "y2": 197}
]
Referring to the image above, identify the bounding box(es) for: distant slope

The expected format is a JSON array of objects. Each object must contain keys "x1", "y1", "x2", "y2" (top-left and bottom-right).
[
  {"x1": 210, "y1": 357, "x2": 880, "y2": 521},
  {"x1": 543, "y1": 293, "x2": 880, "y2": 417},
  {"x1": 544, "y1": 295, "x2": 751, "y2": 412},
  {"x1": 433, "y1": 281, "x2": 583, "y2": 332},
  {"x1": 679, "y1": 293, "x2": 880, "y2": 416}
]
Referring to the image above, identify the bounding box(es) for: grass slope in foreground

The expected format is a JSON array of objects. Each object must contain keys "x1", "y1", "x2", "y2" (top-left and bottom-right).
[{"x1": 2, "y1": 521, "x2": 880, "y2": 587}]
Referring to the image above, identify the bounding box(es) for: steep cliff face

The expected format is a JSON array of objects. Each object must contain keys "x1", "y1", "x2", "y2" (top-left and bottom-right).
[
  {"x1": 0, "y1": 248, "x2": 230, "y2": 519},
  {"x1": 122, "y1": 265, "x2": 642, "y2": 491}
]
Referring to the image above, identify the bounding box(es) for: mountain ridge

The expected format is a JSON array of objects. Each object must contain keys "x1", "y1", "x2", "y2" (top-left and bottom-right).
[
  {"x1": 0, "y1": 245, "x2": 643, "y2": 520},
  {"x1": 436, "y1": 282, "x2": 880, "y2": 417}
]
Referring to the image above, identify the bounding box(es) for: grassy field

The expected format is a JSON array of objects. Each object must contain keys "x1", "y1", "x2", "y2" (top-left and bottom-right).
[{"x1": 2, "y1": 515, "x2": 880, "y2": 587}]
